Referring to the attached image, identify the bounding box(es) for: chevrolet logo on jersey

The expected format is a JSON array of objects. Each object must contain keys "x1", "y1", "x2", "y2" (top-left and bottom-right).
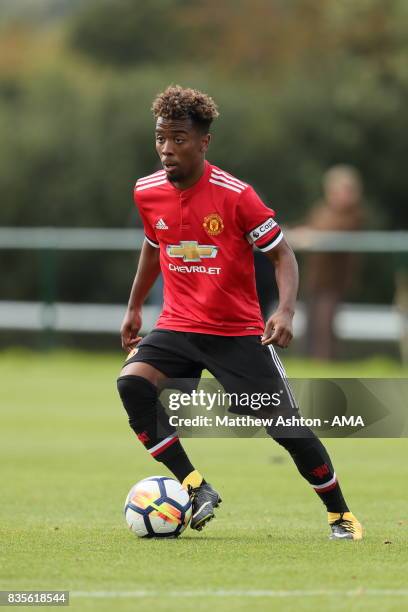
[{"x1": 166, "y1": 241, "x2": 218, "y2": 262}]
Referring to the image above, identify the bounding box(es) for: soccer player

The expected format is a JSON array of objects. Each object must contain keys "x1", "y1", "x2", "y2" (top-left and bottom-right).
[{"x1": 117, "y1": 85, "x2": 363, "y2": 540}]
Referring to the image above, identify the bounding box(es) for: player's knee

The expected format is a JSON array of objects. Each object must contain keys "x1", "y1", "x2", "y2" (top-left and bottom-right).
[
  {"x1": 271, "y1": 430, "x2": 320, "y2": 456},
  {"x1": 117, "y1": 375, "x2": 158, "y2": 421}
]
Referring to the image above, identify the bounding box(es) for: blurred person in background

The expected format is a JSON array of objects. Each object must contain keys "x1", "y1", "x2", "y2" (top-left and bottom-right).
[{"x1": 303, "y1": 165, "x2": 365, "y2": 360}]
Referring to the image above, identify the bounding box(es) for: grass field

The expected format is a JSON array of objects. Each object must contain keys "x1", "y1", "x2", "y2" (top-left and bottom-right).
[{"x1": 1, "y1": 350, "x2": 407, "y2": 611}]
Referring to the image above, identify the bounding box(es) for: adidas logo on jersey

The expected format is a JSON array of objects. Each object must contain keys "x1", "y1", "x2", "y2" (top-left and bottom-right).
[{"x1": 155, "y1": 218, "x2": 168, "y2": 230}]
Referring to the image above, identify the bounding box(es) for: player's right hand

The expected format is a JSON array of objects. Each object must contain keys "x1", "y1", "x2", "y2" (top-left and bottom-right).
[{"x1": 120, "y1": 307, "x2": 143, "y2": 352}]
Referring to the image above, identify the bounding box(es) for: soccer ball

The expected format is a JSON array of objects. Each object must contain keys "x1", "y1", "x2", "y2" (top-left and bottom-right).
[{"x1": 124, "y1": 476, "x2": 192, "y2": 538}]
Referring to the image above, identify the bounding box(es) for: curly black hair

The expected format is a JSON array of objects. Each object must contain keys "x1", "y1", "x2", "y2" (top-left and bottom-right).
[{"x1": 152, "y1": 85, "x2": 219, "y2": 133}]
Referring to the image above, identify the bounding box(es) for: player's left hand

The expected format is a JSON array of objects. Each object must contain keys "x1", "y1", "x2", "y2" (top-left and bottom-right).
[{"x1": 261, "y1": 309, "x2": 294, "y2": 348}]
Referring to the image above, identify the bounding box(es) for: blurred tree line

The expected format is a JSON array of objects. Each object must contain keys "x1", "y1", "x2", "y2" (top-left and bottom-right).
[{"x1": 0, "y1": 0, "x2": 406, "y2": 306}]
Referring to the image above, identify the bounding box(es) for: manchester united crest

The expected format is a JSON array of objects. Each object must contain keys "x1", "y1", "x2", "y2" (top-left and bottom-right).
[{"x1": 203, "y1": 213, "x2": 224, "y2": 236}]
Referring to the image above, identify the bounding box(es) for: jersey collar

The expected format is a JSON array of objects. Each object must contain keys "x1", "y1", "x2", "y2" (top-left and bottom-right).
[{"x1": 167, "y1": 160, "x2": 211, "y2": 196}]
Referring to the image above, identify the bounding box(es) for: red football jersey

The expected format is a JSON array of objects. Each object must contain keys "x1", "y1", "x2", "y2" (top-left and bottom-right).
[{"x1": 134, "y1": 160, "x2": 283, "y2": 335}]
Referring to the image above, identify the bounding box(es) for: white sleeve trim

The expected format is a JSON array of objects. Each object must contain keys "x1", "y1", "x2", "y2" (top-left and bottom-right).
[
  {"x1": 257, "y1": 231, "x2": 284, "y2": 252},
  {"x1": 145, "y1": 235, "x2": 159, "y2": 248}
]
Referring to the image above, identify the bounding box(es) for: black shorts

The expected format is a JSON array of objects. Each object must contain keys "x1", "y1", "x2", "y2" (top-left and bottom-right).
[{"x1": 124, "y1": 329, "x2": 297, "y2": 416}]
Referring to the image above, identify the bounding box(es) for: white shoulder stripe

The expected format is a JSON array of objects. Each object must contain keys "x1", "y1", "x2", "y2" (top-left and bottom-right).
[
  {"x1": 136, "y1": 175, "x2": 166, "y2": 187},
  {"x1": 211, "y1": 168, "x2": 247, "y2": 188},
  {"x1": 212, "y1": 167, "x2": 246, "y2": 185},
  {"x1": 209, "y1": 178, "x2": 243, "y2": 194},
  {"x1": 136, "y1": 171, "x2": 166, "y2": 186},
  {"x1": 210, "y1": 171, "x2": 246, "y2": 190},
  {"x1": 135, "y1": 180, "x2": 167, "y2": 192}
]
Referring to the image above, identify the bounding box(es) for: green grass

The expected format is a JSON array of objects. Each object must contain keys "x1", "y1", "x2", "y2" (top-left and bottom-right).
[{"x1": 1, "y1": 350, "x2": 407, "y2": 612}]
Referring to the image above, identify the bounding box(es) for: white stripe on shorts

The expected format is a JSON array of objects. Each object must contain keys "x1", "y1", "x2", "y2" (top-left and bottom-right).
[{"x1": 267, "y1": 345, "x2": 296, "y2": 409}]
